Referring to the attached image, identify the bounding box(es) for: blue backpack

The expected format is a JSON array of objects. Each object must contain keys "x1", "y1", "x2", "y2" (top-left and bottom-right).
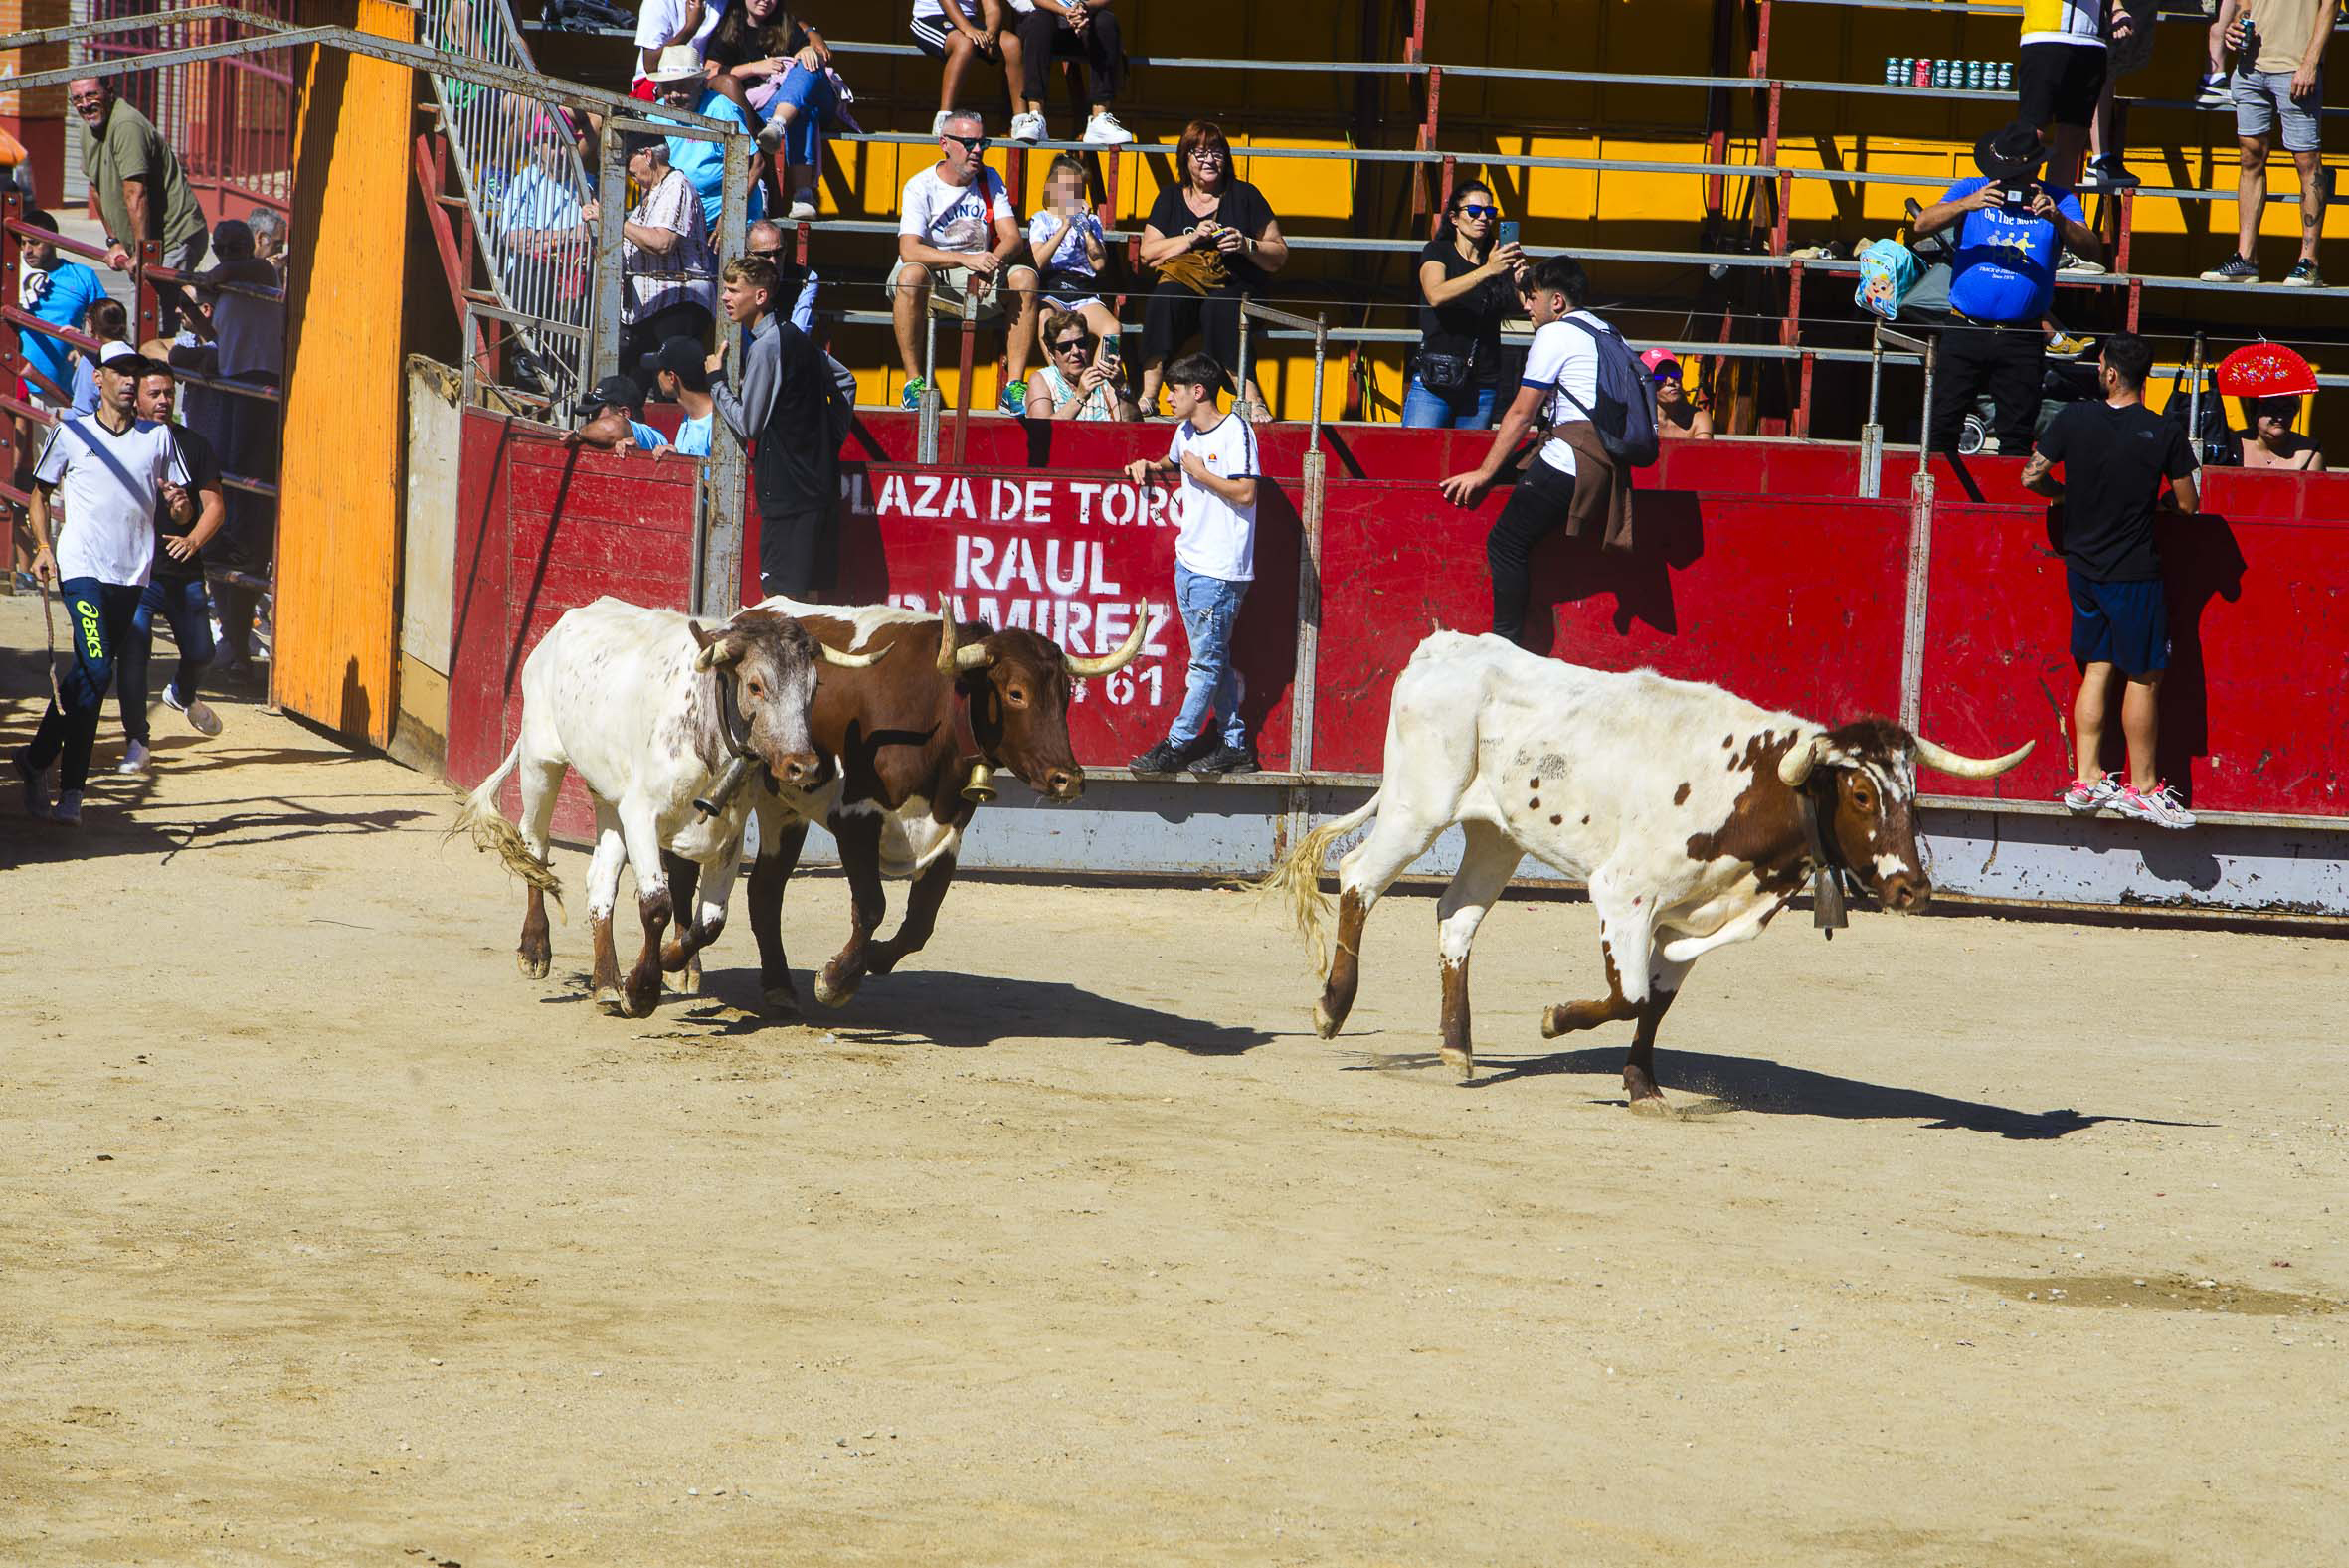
[{"x1": 1555, "y1": 313, "x2": 1661, "y2": 468}]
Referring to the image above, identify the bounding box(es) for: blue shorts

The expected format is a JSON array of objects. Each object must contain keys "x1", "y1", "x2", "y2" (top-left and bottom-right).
[{"x1": 2068, "y1": 571, "x2": 2169, "y2": 676}]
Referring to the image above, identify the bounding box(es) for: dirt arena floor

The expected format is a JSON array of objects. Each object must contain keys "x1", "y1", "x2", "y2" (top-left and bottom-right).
[{"x1": 3, "y1": 597, "x2": 2346, "y2": 1565}]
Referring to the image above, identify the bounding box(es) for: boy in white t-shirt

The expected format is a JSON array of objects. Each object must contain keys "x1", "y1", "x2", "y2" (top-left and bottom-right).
[
  {"x1": 1124, "y1": 353, "x2": 1260, "y2": 776},
  {"x1": 1439, "y1": 254, "x2": 1606, "y2": 647}
]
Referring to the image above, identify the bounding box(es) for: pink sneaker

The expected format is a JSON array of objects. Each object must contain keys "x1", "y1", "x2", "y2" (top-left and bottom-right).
[
  {"x1": 2112, "y1": 781, "x2": 2195, "y2": 830},
  {"x1": 2059, "y1": 774, "x2": 2119, "y2": 814}
]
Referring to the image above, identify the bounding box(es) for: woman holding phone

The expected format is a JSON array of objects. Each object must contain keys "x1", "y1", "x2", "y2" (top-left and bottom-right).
[{"x1": 1405, "y1": 180, "x2": 1527, "y2": 429}]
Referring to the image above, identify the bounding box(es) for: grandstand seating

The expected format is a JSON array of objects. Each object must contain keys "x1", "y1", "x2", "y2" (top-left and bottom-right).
[{"x1": 518, "y1": 0, "x2": 2347, "y2": 447}]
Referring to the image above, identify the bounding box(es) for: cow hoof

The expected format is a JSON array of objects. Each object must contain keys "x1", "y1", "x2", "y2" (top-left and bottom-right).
[
  {"x1": 665, "y1": 958, "x2": 702, "y2": 995},
  {"x1": 1312, "y1": 999, "x2": 1340, "y2": 1040},
  {"x1": 812, "y1": 969, "x2": 856, "y2": 1009},
  {"x1": 1627, "y1": 1094, "x2": 1678, "y2": 1120},
  {"x1": 518, "y1": 950, "x2": 551, "y2": 980},
  {"x1": 1539, "y1": 1005, "x2": 1566, "y2": 1038},
  {"x1": 1439, "y1": 1045, "x2": 1474, "y2": 1082},
  {"x1": 763, "y1": 984, "x2": 802, "y2": 1019},
  {"x1": 594, "y1": 984, "x2": 629, "y2": 1014}
]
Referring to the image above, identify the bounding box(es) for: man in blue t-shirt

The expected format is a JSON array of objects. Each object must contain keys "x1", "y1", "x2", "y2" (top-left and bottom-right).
[
  {"x1": 1912, "y1": 123, "x2": 2101, "y2": 454},
  {"x1": 16, "y1": 208, "x2": 109, "y2": 408}
]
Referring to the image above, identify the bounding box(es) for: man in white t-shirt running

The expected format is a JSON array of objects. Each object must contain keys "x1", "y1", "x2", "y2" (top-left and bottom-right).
[
  {"x1": 1440, "y1": 255, "x2": 1602, "y2": 648},
  {"x1": 14, "y1": 353, "x2": 194, "y2": 826},
  {"x1": 890, "y1": 111, "x2": 1039, "y2": 415},
  {"x1": 1124, "y1": 353, "x2": 1260, "y2": 777}
]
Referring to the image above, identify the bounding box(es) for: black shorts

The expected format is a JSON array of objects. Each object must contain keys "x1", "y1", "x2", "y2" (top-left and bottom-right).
[{"x1": 2017, "y1": 41, "x2": 2106, "y2": 131}]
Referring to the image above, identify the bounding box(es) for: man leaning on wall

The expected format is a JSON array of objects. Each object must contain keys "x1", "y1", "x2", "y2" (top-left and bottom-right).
[{"x1": 70, "y1": 76, "x2": 208, "y2": 334}]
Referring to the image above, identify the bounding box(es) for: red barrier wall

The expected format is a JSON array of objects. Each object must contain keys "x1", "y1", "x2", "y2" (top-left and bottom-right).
[
  {"x1": 450, "y1": 410, "x2": 701, "y2": 843},
  {"x1": 450, "y1": 408, "x2": 2349, "y2": 825}
]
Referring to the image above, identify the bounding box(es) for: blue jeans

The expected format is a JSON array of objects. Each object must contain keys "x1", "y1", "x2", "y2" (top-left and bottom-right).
[
  {"x1": 767, "y1": 63, "x2": 835, "y2": 168},
  {"x1": 22, "y1": 577, "x2": 140, "y2": 790},
  {"x1": 1170, "y1": 566, "x2": 1248, "y2": 750},
  {"x1": 118, "y1": 573, "x2": 216, "y2": 745},
  {"x1": 1400, "y1": 374, "x2": 1499, "y2": 430}
]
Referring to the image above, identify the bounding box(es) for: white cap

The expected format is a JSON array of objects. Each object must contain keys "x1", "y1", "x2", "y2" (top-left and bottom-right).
[{"x1": 98, "y1": 338, "x2": 136, "y2": 364}]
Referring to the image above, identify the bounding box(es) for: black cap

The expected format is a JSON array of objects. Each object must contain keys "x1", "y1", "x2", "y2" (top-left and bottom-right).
[
  {"x1": 650, "y1": 335, "x2": 709, "y2": 394},
  {"x1": 1973, "y1": 121, "x2": 2047, "y2": 183},
  {"x1": 584, "y1": 373, "x2": 642, "y2": 412}
]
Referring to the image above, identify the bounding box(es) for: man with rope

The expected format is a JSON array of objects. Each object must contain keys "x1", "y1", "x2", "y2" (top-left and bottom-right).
[{"x1": 13, "y1": 353, "x2": 192, "y2": 826}]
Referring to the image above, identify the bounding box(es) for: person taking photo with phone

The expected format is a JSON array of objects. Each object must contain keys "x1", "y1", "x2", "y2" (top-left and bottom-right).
[
  {"x1": 1911, "y1": 121, "x2": 2099, "y2": 455},
  {"x1": 1406, "y1": 180, "x2": 1527, "y2": 430}
]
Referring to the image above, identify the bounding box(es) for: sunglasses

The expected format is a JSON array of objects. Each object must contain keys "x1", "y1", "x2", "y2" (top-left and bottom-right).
[
  {"x1": 945, "y1": 134, "x2": 988, "y2": 153},
  {"x1": 1456, "y1": 204, "x2": 1499, "y2": 220},
  {"x1": 1051, "y1": 337, "x2": 1091, "y2": 354}
]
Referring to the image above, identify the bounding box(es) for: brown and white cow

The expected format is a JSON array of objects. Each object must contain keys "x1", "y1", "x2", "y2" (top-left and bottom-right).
[
  {"x1": 725, "y1": 596, "x2": 1146, "y2": 1016},
  {"x1": 454, "y1": 598, "x2": 880, "y2": 1018},
  {"x1": 1256, "y1": 630, "x2": 2031, "y2": 1108}
]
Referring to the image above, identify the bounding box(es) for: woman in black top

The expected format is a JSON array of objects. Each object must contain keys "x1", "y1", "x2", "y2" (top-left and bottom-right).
[
  {"x1": 1405, "y1": 180, "x2": 1525, "y2": 429},
  {"x1": 1136, "y1": 118, "x2": 1289, "y2": 420}
]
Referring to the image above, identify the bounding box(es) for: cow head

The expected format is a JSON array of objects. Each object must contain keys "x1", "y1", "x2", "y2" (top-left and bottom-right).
[
  {"x1": 936, "y1": 605, "x2": 1148, "y2": 802},
  {"x1": 1776, "y1": 720, "x2": 2033, "y2": 913},
  {"x1": 691, "y1": 611, "x2": 884, "y2": 789}
]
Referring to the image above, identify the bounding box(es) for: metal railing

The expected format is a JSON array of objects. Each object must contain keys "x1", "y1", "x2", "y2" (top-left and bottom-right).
[
  {"x1": 417, "y1": 0, "x2": 599, "y2": 416},
  {"x1": 81, "y1": 1, "x2": 296, "y2": 215}
]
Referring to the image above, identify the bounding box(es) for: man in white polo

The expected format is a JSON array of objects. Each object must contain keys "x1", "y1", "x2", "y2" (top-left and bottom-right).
[{"x1": 14, "y1": 353, "x2": 192, "y2": 826}]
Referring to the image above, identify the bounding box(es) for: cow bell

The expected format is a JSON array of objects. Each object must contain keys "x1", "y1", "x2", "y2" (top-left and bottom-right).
[
  {"x1": 694, "y1": 753, "x2": 756, "y2": 820},
  {"x1": 961, "y1": 761, "x2": 997, "y2": 804}
]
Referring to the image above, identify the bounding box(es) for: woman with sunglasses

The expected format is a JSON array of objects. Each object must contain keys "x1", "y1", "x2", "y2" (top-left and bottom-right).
[
  {"x1": 1028, "y1": 307, "x2": 1131, "y2": 422},
  {"x1": 1136, "y1": 119, "x2": 1289, "y2": 421},
  {"x1": 1643, "y1": 348, "x2": 1715, "y2": 439},
  {"x1": 1406, "y1": 181, "x2": 1526, "y2": 429}
]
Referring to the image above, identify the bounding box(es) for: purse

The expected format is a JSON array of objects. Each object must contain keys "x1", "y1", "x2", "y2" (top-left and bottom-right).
[
  {"x1": 1157, "y1": 248, "x2": 1228, "y2": 297},
  {"x1": 1417, "y1": 346, "x2": 1472, "y2": 392}
]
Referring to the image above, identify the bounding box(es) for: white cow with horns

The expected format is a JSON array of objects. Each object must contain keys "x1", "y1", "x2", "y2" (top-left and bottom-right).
[
  {"x1": 1254, "y1": 631, "x2": 2032, "y2": 1108},
  {"x1": 455, "y1": 597, "x2": 883, "y2": 1018}
]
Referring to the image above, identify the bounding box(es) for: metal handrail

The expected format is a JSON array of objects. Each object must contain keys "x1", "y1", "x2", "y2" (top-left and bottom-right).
[{"x1": 418, "y1": 0, "x2": 601, "y2": 417}]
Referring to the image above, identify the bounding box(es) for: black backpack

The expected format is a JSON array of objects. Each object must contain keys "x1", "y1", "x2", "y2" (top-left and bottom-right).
[{"x1": 1554, "y1": 313, "x2": 1661, "y2": 469}]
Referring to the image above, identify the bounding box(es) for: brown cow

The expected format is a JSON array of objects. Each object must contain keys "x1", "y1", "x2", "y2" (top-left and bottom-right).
[{"x1": 675, "y1": 597, "x2": 1147, "y2": 1016}]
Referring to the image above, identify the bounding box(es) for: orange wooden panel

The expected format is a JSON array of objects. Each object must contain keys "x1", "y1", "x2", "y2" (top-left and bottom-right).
[{"x1": 272, "y1": 0, "x2": 414, "y2": 747}]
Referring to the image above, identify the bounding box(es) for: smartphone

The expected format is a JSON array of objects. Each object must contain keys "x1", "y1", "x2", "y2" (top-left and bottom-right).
[
  {"x1": 1497, "y1": 220, "x2": 1520, "y2": 248},
  {"x1": 1103, "y1": 331, "x2": 1122, "y2": 362}
]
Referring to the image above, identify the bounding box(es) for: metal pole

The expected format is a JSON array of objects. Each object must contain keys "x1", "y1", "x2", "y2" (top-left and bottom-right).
[
  {"x1": 918, "y1": 309, "x2": 940, "y2": 464},
  {"x1": 1917, "y1": 334, "x2": 1936, "y2": 484},
  {"x1": 1309, "y1": 312, "x2": 1328, "y2": 454},
  {"x1": 1860, "y1": 325, "x2": 1884, "y2": 498},
  {"x1": 698, "y1": 131, "x2": 752, "y2": 617},
  {"x1": 1236, "y1": 294, "x2": 1251, "y2": 410},
  {"x1": 2187, "y1": 330, "x2": 2206, "y2": 449},
  {"x1": 952, "y1": 289, "x2": 976, "y2": 467},
  {"x1": 461, "y1": 303, "x2": 479, "y2": 409},
  {"x1": 593, "y1": 123, "x2": 627, "y2": 386}
]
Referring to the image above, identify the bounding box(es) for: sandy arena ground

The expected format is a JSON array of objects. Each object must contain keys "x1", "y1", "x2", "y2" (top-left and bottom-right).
[{"x1": 3, "y1": 595, "x2": 2346, "y2": 1565}]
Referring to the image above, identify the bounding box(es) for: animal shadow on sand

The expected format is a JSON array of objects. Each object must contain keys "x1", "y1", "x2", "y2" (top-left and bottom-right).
[
  {"x1": 1350, "y1": 1045, "x2": 2211, "y2": 1140},
  {"x1": 652, "y1": 965, "x2": 1277, "y2": 1056}
]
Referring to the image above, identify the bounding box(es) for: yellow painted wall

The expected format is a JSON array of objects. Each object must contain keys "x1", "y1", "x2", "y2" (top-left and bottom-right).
[{"x1": 275, "y1": 0, "x2": 415, "y2": 746}]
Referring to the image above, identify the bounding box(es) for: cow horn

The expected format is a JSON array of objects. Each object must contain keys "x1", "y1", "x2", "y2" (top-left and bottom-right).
[
  {"x1": 934, "y1": 609, "x2": 958, "y2": 674},
  {"x1": 693, "y1": 633, "x2": 740, "y2": 672},
  {"x1": 817, "y1": 639, "x2": 887, "y2": 669},
  {"x1": 955, "y1": 641, "x2": 995, "y2": 672},
  {"x1": 1777, "y1": 734, "x2": 1832, "y2": 786},
  {"x1": 1913, "y1": 736, "x2": 2035, "y2": 780},
  {"x1": 1064, "y1": 602, "x2": 1149, "y2": 678}
]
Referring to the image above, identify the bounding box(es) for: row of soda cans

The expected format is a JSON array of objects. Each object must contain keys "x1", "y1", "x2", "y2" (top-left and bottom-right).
[{"x1": 1884, "y1": 58, "x2": 2015, "y2": 90}]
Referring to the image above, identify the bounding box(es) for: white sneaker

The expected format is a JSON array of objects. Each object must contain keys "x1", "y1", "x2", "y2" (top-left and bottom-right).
[
  {"x1": 2059, "y1": 774, "x2": 2119, "y2": 814},
  {"x1": 14, "y1": 749, "x2": 51, "y2": 819},
  {"x1": 1083, "y1": 109, "x2": 1134, "y2": 146},
  {"x1": 2112, "y1": 781, "x2": 2196, "y2": 830},
  {"x1": 53, "y1": 787, "x2": 83, "y2": 826},
  {"x1": 931, "y1": 110, "x2": 953, "y2": 136},
  {"x1": 117, "y1": 739, "x2": 152, "y2": 776},
  {"x1": 162, "y1": 685, "x2": 222, "y2": 736},
  {"x1": 1008, "y1": 111, "x2": 1046, "y2": 143}
]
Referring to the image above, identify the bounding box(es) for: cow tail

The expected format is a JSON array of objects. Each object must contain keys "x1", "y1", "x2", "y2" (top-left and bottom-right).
[
  {"x1": 1240, "y1": 791, "x2": 1381, "y2": 976},
  {"x1": 450, "y1": 740, "x2": 565, "y2": 906}
]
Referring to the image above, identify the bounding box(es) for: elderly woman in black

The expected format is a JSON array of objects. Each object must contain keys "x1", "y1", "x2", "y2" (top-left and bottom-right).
[{"x1": 1135, "y1": 118, "x2": 1289, "y2": 420}]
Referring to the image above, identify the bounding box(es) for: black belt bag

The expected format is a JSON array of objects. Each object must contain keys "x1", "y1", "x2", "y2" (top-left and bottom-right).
[{"x1": 1417, "y1": 344, "x2": 1473, "y2": 392}]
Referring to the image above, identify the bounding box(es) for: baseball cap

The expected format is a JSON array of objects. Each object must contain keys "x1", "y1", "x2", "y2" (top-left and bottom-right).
[
  {"x1": 583, "y1": 372, "x2": 642, "y2": 412},
  {"x1": 98, "y1": 339, "x2": 139, "y2": 366},
  {"x1": 1639, "y1": 347, "x2": 1682, "y2": 380},
  {"x1": 647, "y1": 335, "x2": 709, "y2": 394}
]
